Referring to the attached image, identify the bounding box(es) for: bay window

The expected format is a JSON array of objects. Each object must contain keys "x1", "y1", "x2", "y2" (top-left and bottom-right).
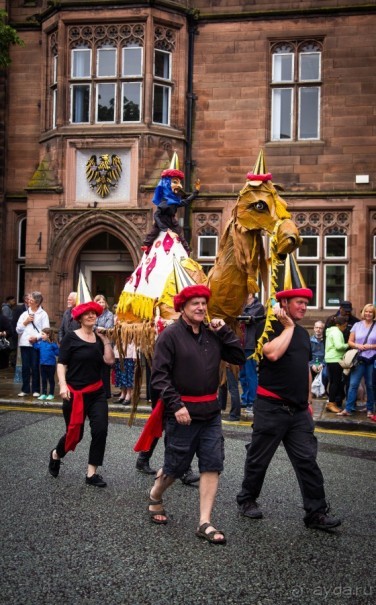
[{"x1": 271, "y1": 41, "x2": 322, "y2": 141}]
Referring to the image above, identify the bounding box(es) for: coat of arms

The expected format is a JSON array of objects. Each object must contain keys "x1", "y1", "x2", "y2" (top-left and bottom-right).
[{"x1": 86, "y1": 153, "x2": 122, "y2": 198}]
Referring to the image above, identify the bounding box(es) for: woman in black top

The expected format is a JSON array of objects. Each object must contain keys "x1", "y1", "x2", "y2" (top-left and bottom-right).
[{"x1": 48, "y1": 301, "x2": 115, "y2": 487}]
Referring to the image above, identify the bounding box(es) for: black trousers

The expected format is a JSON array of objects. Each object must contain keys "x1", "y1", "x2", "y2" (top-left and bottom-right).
[
  {"x1": 55, "y1": 388, "x2": 108, "y2": 467},
  {"x1": 237, "y1": 399, "x2": 327, "y2": 517},
  {"x1": 327, "y1": 362, "x2": 345, "y2": 404},
  {"x1": 41, "y1": 364, "x2": 56, "y2": 395}
]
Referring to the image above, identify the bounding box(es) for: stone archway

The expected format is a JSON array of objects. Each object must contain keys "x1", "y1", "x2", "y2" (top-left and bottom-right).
[{"x1": 48, "y1": 209, "x2": 148, "y2": 322}]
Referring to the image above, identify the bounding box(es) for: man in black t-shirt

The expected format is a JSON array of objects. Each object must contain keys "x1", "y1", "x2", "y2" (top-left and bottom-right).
[{"x1": 236, "y1": 287, "x2": 341, "y2": 532}]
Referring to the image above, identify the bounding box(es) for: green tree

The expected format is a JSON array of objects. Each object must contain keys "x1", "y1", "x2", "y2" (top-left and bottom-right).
[{"x1": 0, "y1": 10, "x2": 25, "y2": 69}]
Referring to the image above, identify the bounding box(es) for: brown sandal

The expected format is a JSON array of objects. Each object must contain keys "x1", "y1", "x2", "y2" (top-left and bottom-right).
[
  {"x1": 196, "y1": 522, "x2": 226, "y2": 545},
  {"x1": 148, "y1": 497, "x2": 168, "y2": 525}
]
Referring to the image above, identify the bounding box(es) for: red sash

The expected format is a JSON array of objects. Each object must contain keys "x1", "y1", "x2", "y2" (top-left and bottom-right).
[
  {"x1": 133, "y1": 393, "x2": 217, "y2": 453},
  {"x1": 64, "y1": 380, "x2": 104, "y2": 452},
  {"x1": 256, "y1": 385, "x2": 282, "y2": 400}
]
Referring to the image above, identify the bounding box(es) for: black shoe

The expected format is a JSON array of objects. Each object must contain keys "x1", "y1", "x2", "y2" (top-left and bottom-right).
[
  {"x1": 304, "y1": 510, "x2": 341, "y2": 531},
  {"x1": 48, "y1": 450, "x2": 61, "y2": 478},
  {"x1": 85, "y1": 473, "x2": 107, "y2": 488},
  {"x1": 181, "y1": 468, "x2": 200, "y2": 486},
  {"x1": 228, "y1": 416, "x2": 240, "y2": 421},
  {"x1": 136, "y1": 461, "x2": 157, "y2": 475},
  {"x1": 238, "y1": 500, "x2": 263, "y2": 519}
]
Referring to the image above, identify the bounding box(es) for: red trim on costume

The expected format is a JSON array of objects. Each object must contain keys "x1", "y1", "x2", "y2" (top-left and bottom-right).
[
  {"x1": 256, "y1": 385, "x2": 283, "y2": 400},
  {"x1": 246, "y1": 172, "x2": 272, "y2": 182},
  {"x1": 64, "y1": 380, "x2": 104, "y2": 452}
]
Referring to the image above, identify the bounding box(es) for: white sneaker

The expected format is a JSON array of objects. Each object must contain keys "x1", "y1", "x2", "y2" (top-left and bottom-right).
[
  {"x1": 18, "y1": 392, "x2": 27, "y2": 397},
  {"x1": 32, "y1": 392, "x2": 40, "y2": 397}
]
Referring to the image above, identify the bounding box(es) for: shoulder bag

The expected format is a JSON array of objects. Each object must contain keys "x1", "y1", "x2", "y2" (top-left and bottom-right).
[{"x1": 339, "y1": 321, "x2": 375, "y2": 372}]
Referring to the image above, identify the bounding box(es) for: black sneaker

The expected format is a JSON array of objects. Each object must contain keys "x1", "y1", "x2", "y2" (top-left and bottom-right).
[
  {"x1": 48, "y1": 450, "x2": 61, "y2": 478},
  {"x1": 181, "y1": 468, "x2": 200, "y2": 486},
  {"x1": 85, "y1": 474, "x2": 107, "y2": 488},
  {"x1": 136, "y1": 461, "x2": 157, "y2": 475},
  {"x1": 304, "y1": 510, "x2": 341, "y2": 531},
  {"x1": 238, "y1": 500, "x2": 263, "y2": 519}
]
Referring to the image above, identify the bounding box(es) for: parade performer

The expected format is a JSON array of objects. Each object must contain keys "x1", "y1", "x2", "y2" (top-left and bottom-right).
[
  {"x1": 236, "y1": 258, "x2": 341, "y2": 531},
  {"x1": 137, "y1": 285, "x2": 244, "y2": 544},
  {"x1": 48, "y1": 300, "x2": 115, "y2": 488},
  {"x1": 142, "y1": 152, "x2": 200, "y2": 255}
]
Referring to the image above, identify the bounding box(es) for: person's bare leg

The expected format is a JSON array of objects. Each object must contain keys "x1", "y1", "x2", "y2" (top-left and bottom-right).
[
  {"x1": 198, "y1": 471, "x2": 224, "y2": 541},
  {"x1": 149, "y1": 469, "x2": 175, "y2": 522},
  {"x1": 87, "y1": 463, "x2": 97, "y2": 477}
]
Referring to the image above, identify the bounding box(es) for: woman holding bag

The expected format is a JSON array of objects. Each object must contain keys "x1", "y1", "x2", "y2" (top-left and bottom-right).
[{"x1": 338, "y1": 304, "x2": 376, "y2": 417}]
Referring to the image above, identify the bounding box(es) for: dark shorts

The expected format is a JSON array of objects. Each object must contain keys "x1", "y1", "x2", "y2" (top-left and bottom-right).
[{"x1": 163, "y1": 414, "x2": 224, "y2": 478}]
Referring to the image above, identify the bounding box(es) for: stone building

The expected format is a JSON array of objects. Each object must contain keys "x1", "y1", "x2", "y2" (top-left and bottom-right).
[{"x1": 1, "y1": 0, "x2": 375, "y2": 327}]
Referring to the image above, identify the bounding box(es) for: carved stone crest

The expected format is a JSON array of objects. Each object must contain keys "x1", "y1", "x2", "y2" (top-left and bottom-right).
[{"x1": 86, "y1": 154, "x2": 122, "y2": 198}]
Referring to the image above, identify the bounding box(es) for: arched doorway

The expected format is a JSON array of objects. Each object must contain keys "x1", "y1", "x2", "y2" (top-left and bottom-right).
[
  {"x1": 48, "y1": 209, "x2": 145, "y2": 322},
  {"x1": 79, "y1": 231, "x2": 132, "y2": 308}
]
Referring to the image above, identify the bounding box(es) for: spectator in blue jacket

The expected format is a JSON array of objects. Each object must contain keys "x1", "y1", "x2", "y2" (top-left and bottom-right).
[{"x1": 33, "y1": 328, "x2": 59, "y2": 401}]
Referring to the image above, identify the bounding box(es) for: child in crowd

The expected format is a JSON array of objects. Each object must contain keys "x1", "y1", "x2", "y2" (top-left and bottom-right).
[
  {"x1": 33, "y1": 328, "x2": 59, "y2": 401},
  {"x1": 113, "y1": 340, "x2": 137, "y2": 404}
]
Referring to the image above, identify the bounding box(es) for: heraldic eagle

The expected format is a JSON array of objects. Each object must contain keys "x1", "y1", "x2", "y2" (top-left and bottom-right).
[{"x1": 86, "y1": 153, "x2": 122, "y2": 198}]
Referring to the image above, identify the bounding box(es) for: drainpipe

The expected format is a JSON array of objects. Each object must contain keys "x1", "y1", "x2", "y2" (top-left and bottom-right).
[{"x1": 183, "y1": 11, "x2": 198, "y2": 247}]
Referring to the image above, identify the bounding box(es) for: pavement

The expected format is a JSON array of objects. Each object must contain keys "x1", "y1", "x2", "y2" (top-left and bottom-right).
[{"x1": 1, "y1": 366, "x2": 375, "y2": 432}]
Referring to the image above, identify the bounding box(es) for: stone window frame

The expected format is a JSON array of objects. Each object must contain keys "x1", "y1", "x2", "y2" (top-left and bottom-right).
[
  {"x1": 67, "y1": 23, "x2": 146, "y2": 125},
  {"x1": 291, "y1": 210, "x2": 349, "y2": 309},
  {"x1": 153, "y1": 25, "x2": 176, "y2": 126},
  {"x1": 193, "y1": 211, "x2": 221, "y2": 275},
  {"x1": 47, "y1": 22, "x2": 178, "y2": 128},
  {"x1": 270, "y1": 39, "x2": 323, "y2": 142}
]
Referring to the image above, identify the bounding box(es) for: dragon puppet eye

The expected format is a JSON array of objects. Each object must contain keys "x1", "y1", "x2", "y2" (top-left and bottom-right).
[{"x1": 251, "y1": 200, "x2": 268, "y2": 212}]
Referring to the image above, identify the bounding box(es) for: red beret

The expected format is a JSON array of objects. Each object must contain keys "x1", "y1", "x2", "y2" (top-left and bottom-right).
[
  {"x1": 173, "y1": 285, "x2": 211, "y2": 312},
  {"x1": 71, "y1": 301, "x2": 103, "y2": 320},
  {"x1": 161, "y1": 168, "x2": 185, "y2": 179},
  {"x1": 276, "y1": 288, "x2": 313, "y2": 301}
]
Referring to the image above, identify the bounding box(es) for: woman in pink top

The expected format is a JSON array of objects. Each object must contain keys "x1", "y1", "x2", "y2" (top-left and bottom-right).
[{"x1": 338, "y1": 304, "x2": 376, "y2": 417}]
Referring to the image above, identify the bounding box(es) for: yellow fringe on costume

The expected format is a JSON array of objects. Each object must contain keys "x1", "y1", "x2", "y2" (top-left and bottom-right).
[
  {"x1": 109, "y1": 321, "x2": 156, "y2": 426},
  {"x1": 117, "y1": 291, "x2": 155, "y2": 321},
  {"x1": 253, "y1": 220, "x2": 284, "y2": 362}
]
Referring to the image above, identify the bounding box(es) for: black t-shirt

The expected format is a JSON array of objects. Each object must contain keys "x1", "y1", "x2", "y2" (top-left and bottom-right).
[
  {"x1": 58, "y1": 331, "x2": 104, "y2": 389},
  {"x1": 256, "y1": 320, "x2": 312, "y2": 409}
]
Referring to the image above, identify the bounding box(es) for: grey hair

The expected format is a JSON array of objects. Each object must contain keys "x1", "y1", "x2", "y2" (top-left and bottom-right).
[{"x1": 31, "y1": 291, "x2": 43, "y2": 306}]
